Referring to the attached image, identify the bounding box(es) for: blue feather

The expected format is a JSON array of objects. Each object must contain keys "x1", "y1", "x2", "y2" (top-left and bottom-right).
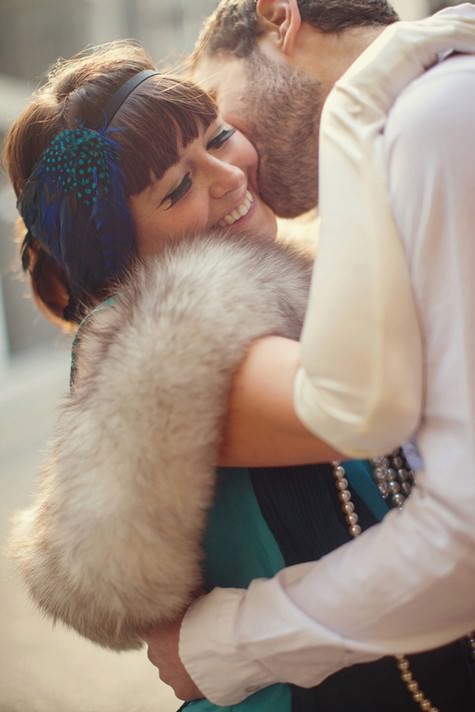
[{"x1": 17, "y1": 127, "x2": 135, "y2": 300}]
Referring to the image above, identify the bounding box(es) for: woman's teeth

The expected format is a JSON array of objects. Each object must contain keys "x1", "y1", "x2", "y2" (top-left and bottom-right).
[{"x1": 218, "y1": 191, "x2": 253, "y2": 227}]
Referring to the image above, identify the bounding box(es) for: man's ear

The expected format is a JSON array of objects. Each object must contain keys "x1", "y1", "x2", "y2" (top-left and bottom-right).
[{"x1": 256, "y1": 0, "x2": 301, "y2": 56}]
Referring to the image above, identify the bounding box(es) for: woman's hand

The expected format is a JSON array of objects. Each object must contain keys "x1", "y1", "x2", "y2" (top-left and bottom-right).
[{"x1": 142, "y1": 618, "x2": 204, "y2": 701}]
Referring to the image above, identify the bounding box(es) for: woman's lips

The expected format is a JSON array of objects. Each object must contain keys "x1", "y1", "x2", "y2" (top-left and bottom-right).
[{"x1": 217, "y1": 190, "x2": 254, "y2": 228}]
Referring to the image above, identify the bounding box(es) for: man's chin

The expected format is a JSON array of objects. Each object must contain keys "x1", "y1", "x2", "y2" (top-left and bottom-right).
[
  {"x1": 261, "y1": 189, "x2": 318, "y2": 219},
  {"x1": 258, "y1": 165, "x2": 318, "y2": 218}
]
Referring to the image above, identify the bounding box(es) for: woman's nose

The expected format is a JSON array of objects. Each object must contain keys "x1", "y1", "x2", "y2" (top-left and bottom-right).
[{"x1": 209, "y1": 159, "x2": 245, "y2": 200}]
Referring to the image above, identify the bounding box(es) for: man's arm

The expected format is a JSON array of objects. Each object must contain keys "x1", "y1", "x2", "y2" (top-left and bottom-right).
[
  {"x1": 145, "y1": 13, "x2": 475, "y2": 704},
  {"x1": 178, "y1": 53, "x2": 475, "y2": 706},
  {"x1": 218, "y1": 9, "x2": 475, "y2": 467},
  {"x1": 295, "y1": 8, "x2": 475, "y2": 457}
]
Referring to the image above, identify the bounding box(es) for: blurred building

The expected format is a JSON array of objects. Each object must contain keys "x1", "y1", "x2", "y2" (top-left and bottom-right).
[
  {"x1": 0, "y1": 0, "x2": 459, "y2": 367},
  {"x1": 0, "y1": 0, "x2": 217, "y2": 367},
  {"x1": 395, "y1": 0, "x2": 465, "y2": 17}
]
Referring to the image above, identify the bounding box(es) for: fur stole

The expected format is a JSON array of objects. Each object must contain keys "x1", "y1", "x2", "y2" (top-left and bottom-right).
[{"x1": 8, "y1": 232, "x2": 312, "y2": 650}]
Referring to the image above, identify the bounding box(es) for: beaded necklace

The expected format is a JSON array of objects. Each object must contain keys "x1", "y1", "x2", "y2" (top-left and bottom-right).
[{"x1": 333, "y1": 449, "x2": 474, "y2": 712}]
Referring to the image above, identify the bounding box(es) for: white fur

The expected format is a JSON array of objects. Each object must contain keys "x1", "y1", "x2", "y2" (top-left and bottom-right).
[{"x1": 8, "y1": 232, "x2": 311, "y2": 650}]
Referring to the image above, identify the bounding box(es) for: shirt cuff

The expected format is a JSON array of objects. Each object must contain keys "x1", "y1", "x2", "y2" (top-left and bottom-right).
[{"x1": 179, "y1": 588, "x2": 277, "y2": 706}]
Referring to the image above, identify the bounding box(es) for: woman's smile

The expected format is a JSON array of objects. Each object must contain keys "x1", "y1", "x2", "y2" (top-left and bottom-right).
[{"x1": 217, "y1": 190, "x2": 254, "y2": 228}]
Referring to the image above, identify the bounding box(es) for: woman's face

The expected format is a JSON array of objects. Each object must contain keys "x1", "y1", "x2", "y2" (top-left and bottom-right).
[{"x1": 128, "y1": 118, "x2": 277, "y2": 256}]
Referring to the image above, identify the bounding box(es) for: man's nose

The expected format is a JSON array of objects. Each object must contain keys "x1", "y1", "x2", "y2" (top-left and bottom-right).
[{"x1": 209, "y1": 160, "x2": 245, "y2": 199}]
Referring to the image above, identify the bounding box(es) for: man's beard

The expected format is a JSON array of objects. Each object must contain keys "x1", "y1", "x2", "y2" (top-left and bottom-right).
[{"x1": 245, "y1": 53, "x2": 325, "y2": 218}]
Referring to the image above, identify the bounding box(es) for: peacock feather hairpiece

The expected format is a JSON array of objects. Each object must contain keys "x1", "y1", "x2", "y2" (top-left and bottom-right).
[{"x1": 17, "y1": 126, "x2": 135, "y2": 299}]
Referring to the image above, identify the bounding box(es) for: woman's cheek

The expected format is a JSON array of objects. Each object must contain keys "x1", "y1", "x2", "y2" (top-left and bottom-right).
[
  {"x1": 234, "y1": 133, "x2": 259, "y2": 171},
  {"x1": 186, "y1": 199, "x2": 211, "y2": 234}
]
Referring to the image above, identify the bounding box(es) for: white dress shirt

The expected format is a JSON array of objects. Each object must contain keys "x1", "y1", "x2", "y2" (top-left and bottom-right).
[{"x1": 180, "y1": 9, "x2": 475, "y2": 705}]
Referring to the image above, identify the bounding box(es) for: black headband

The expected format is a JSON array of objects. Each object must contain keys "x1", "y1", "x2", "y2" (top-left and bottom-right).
[{"x1": 103, "y1": 69, "x2": 161, "y2": 126}]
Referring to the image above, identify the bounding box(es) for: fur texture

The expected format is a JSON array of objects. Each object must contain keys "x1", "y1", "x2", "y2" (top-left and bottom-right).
[{"x1": 9, "y1": 232, "x2": 311, "y2": 650}]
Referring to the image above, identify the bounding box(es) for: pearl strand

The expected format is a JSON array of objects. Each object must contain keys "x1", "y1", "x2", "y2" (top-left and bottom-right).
[{"x1": 332, "y1": 460, "x2": 439, "y2": 712}]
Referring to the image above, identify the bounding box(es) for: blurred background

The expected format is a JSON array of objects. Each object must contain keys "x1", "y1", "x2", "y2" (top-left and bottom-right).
[{"x1": 0, "y1": 1, "x2": 463, "y2": 711}]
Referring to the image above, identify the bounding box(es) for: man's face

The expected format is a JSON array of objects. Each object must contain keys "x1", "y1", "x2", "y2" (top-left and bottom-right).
[{"x1": 194, "y1": 51, "x2": 327, "y2": 218}]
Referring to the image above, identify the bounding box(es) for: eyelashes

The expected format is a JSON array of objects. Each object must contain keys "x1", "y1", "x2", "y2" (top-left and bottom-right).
[
  {"x1": 207, "y1": 127, "x2": 236, "y2": 150},
  {"x1": 162, "y1": 126, "x2": 236, "y2": 209},
  {"x1": 162, "y1": 173, "x2": 192, "y2": 209}
]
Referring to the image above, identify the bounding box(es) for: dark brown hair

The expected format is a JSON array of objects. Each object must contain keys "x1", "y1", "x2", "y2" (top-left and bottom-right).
[
  {"x1": 3, "y1": 41, "x2": 217, "y2": 329},
  {"x1": 191, "y1": 0, "x2": 398, "y2": 64}
]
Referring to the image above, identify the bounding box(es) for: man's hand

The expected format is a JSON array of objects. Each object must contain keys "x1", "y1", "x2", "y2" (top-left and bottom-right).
[{"x1": 142, "y1": 618, "x2": 204, "y2": 701}]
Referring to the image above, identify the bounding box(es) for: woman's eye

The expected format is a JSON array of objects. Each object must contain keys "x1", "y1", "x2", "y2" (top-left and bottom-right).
[
  {"x1": 161, "y1": 173, "x2": 192, "y2": 209},
  {"x1": 207, "y1": 127, "x2": 236, "y2": 150}
]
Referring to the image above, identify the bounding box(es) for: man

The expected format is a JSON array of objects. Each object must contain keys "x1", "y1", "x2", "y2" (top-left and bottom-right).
[
  {"x1": 191, "y1": 0, "x2": 398, "y2": 219},
  {"x1": 144, "y1": 0, "x2": 475, "y2": 705}
]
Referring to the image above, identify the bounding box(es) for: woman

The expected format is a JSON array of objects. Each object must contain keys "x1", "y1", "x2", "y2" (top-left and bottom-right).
[{"x1": 5, "y1": 41, "x2": 474, "y2": 712}]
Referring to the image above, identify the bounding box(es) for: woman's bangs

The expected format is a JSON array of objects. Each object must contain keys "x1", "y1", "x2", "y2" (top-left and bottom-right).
[{"x1": 115, "y1": 78, "x2": 217, "y2": 196}]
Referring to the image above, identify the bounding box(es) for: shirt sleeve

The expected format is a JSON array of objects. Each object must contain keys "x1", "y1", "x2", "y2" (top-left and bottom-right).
[
  {"x1": 293, "y1": 78, "x2": 424, "y2": 457},
  {"x1": 295, "y1": 8, "x2": 475, "y2": 458},
  {"x1": 179, "y1": 55, "x2": 475, "y2": 709}
]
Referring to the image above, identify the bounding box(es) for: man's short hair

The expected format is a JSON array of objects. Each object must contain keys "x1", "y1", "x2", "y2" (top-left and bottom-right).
[{"x1": 191, "y1": 0, "x2": 399, "y2": 64}]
